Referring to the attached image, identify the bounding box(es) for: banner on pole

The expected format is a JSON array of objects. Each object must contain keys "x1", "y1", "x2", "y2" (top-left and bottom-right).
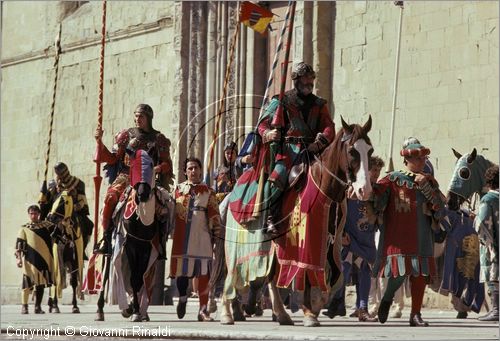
[{"x1": 240, "y1": 1, "x2": 274, "y2": 35}]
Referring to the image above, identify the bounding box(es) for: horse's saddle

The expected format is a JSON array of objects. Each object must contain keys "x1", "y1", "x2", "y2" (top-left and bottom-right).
[
  {"x1": 289, "y1": 162, "x2": 306, "y2": 189},
  {"x1": 288, "y1": 150, "x2": 309, "y2": 190}
]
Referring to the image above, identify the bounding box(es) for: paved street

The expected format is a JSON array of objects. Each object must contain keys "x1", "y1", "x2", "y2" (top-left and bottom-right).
[{"x1": 1, "y1": 302, "x2": 498, "y2": 340}]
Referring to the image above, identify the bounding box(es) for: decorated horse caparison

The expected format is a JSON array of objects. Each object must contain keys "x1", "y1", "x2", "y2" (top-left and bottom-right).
[
  {"x1": 94, "y1": 149, "x2": 174, "y2": 322},
  {"x1": 46, "y1": 190, "x2": 84, "y2": 314},
  {"x1": 438, "y1": 147, "x2": 494, "y2": 314},
  {"x1": 221, "y1": 116, "x2": 373, "y2": 327}
]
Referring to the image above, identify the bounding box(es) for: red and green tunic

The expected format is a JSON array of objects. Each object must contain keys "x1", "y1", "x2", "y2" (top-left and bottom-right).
[{"x1": 373, "y1": 170, "x2": 447, "y2": 278}]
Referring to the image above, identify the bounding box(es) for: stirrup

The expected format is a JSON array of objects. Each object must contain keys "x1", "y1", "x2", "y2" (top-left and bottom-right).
[{"x1": 93, "y1": 239, "x2": 111, "y2": 256}]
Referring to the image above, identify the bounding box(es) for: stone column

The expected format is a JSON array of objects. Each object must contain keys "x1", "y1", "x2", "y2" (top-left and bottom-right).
[
  {"x1": 172, "y1": 1, "x2": 190, "y2": 181},
  {"x1": 204, "y1": 1, "x2": 218, "y2": 175},
  {"x1": 312, "y1": 1, "x2": 334, "y2": 113},
  {"x1": 187, "y1": 2, "x2": 199, "y2": 157}
]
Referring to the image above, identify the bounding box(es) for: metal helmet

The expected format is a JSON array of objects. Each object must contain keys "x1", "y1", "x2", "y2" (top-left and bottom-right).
[
  {"x1": 291, "y1": 62, "x2": 316, "y2": 80},
  {"x1": 135, "y1": 103, "x2": 154, "y2": 119}
]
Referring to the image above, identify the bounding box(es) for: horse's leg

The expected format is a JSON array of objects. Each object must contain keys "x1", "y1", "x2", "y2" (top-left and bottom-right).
[
  {"x1": 245, "y1": 278, "x2": 265, "y2": 316},
  {"x1": 207, "y1": 285, "x2": 217, "y2": 314},
  {"x1": 125, "y1": 239, "x2": 147, "y2": 322},
  {"x1": 47, "y1": 291, "x2": 53, "y2": 313},
  {"x1": 130, "y1": 290, "x2": 141, "y2": 322},
  {"x1": 138, "y1": 242, "x2": 153, "y2": 322},
  {"x1": 70, "y1": 271, "x2": 80, "y2": 313},
  {"x1": 302, "y1": 275, "x2": 326, "y2": 327},
  {"x1": 95, "y1": 255, "x2": 111, "y2": 321},
  {"x1": 268, "y1": 280, "x2": 294, "y2": 325},
  {"x1": 231, "y1": 294, "x2": 246, "y2": 321},
  {"x1": 50, "y1": 286, "x2": 60, "y2": 313},
  {"x1": 220, "y1": 295, "x2": 235, "y2": 325}
]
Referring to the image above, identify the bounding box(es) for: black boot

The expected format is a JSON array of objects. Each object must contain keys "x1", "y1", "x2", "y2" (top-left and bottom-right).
[
  {"x1": 264, "y1": 196, "x2": 282, "y2": 236},
  {"x1": 34, "y1": 286, "x2": 45, "y2": 314},
  {"x1": 378, "y1": 300, "x2": 392, "y2": 324},
  {"x1": 322, "y1": 297, "x2": 346, "y2": 319},
  {"x1": 478, "y1": 289, "x2": 499, "y2": 322}
]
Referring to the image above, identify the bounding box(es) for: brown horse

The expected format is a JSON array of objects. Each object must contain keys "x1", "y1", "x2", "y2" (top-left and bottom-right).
[{"x1": 221, "y1": 116, "x2": 373, "y2": 326}]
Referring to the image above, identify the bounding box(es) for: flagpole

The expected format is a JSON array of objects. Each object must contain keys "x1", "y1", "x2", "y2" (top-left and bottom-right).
[
  {"x1": 258, "y1": 1, "x2": 292, "y2": 118},
  {"x1": 386, "y1": 1, "x2": 404, "y2": 173}
]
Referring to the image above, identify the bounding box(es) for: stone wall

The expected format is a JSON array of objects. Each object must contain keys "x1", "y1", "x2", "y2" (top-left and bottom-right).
[{"x1": 333, "y1": 1, "x2": 498, "y2": 185}]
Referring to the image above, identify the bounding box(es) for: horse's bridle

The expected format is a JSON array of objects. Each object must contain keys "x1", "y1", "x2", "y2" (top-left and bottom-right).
[
  {"x1": 312, "y1": 132, "x2": 357, "y2": 189},
  {"x1": 313, "y1": 154, "x2": 351, "y2": 189}
]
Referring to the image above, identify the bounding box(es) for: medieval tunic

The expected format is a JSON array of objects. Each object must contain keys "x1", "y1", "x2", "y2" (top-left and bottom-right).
[
  {"x1": 257, "y1": 88, "x2": 335, "y2": 190},
  {"x1": 170, "y1": 181, "x2": 221, "y2": 278},
  {"x1": 373, "y1": 170, "x2": 448, "y2": 278},
  {"x1": 344, "y1": 199, "x2": 378, "y2": 265},
  {"x1": 475, "y1": 190, "x2": 499, "y2": 283},
  {"x1": 16, "y1": 221, "x2": 54, "y2": 289}
]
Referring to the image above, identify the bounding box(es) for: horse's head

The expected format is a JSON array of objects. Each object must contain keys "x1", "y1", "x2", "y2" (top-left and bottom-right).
[
  {"x1": 447, "y1": 148, "x2": 492, "y2": 210},
  {"x1": 129, "y1": 149, "x2": 155, "y2": 203},
  {"x1": 47, "y1": 190, "x2": 73, "y2": 225},
  {"x1": 339, "y1": 115, "x2": 374, "y2": 201},
  {"x1": 315, "y1": 115, "x2": 373, "y2": 202}
]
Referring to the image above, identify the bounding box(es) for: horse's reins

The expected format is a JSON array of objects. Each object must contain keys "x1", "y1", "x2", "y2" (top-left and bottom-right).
[
  {"x1": 311, "y1": 131, "x2": 354, "y2": 189},
  {"x1": 313, "y1": 154, "x2": 352, "y2": 189}
]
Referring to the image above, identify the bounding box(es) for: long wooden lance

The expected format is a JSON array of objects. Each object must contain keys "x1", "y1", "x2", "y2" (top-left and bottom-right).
[
  {"x1": 39, "y1": 23, "x2": 62, "y2": 212},
  {"x1": 93, "y1": 0, "x2": 107, "y2": 246},
  {"x1": 386, "y1": 1, "x2": 404, "y2": 173}
]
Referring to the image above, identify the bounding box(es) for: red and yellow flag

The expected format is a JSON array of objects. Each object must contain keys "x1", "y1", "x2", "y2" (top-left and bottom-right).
[{"x1": 239, "y1": 1, "x2": 274, "y2": 35}]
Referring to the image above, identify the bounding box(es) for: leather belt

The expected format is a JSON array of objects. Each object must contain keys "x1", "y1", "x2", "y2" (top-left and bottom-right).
[{"x1": 284, "y1": 136, "x2": 314, "y2": 144}]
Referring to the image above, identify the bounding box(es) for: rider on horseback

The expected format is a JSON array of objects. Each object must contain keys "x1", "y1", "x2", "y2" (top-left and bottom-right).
[
  {"x1": 94, "y1": 104, "x2": 174, "y2": 254},
  {"x1": 257, "y1": 62, "x2": 335, "y2": 235},
  {"x1": 51, "y1": 163, "x2": 93, "y2": 260}
]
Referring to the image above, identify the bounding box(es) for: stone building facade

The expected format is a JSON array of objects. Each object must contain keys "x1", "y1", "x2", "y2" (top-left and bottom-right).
[{"x1": 1, "y1": 1, "x2": 497, "y2": 306}]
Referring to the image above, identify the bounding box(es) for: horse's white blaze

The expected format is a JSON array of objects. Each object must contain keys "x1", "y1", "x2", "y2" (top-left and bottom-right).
[{"x1": 351, "y1": 139, "x2": 372, "y2": 201}]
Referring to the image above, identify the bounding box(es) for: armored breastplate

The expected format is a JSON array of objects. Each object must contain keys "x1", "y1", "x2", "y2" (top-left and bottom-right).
[{"x1": 123, "y1": 128, "x2": 160, "y2": 167}]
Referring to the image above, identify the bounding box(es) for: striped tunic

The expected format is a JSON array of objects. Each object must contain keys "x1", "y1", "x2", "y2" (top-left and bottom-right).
[{"x1": 16, "y1": 221, "x2": 54, "y2": 289}]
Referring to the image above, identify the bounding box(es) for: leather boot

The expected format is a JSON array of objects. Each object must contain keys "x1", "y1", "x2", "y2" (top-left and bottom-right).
[
  {"x1": 409, "y1": 312, "x2": 429, "y2": 326},
  {"x1": 478, "y1": 289, "x2": 499, "y2": 322},
  {"x1": 21, "y1": 304, "x2": 28, "y2": 314},
  {"x1": 358, "y1": 308, "x2": 378, "y2": 322}
]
